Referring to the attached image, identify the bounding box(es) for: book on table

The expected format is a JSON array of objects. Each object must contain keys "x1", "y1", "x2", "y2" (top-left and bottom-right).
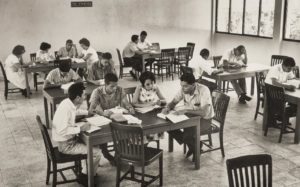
[
  {"x1": 135, "y1": 105, "x2": 161, "y2": 114},
  {"x1": 76, "y1": 122, "x2": 101, "y2": 133},
  {"x1": 85, "y1": 115, "x2": 112, "y2": 127},
  {"x1": 157, "y1": 112, "x2": 189, "y2": 123}
]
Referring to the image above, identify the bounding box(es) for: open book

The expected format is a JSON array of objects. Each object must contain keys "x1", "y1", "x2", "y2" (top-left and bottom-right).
[
  {"x1": 285, "y1": 79, "x2": 300, "y2": 88},
  {"x1": 76, "y1": 122, "x2": 101, "y2": 133},
  {"x1": 157, "y1": 112, "x2": 189, "y2": 123},
  {"x1": 86, "y1": 115, "x2": 112, "y2": 127},
  {"x1": 135, "y1": 105, "x2": 161, "y2": 114}
]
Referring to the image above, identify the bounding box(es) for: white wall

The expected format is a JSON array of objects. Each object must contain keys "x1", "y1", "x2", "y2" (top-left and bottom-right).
[{"x1": 0, "y1": 0, "x2": 212, "y2": 62}]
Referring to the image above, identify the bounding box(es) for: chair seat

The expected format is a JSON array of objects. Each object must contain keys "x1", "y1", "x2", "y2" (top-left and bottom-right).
[
  {"x1": 54, "y1": 147, "x2": 87, "y2": 163},
  {"x1": 121, "y1": 147, "x2": 163, "y2": 166}
]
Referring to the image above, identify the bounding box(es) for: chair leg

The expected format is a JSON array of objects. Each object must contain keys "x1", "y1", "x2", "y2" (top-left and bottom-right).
[
  {"x1": 159, "y1": 155, "x2": 163, "y2": 187},
  {"x1": 52, "y1": 163, "x2": 57, "y2": 187},
  {"x1": 116, "y1": 162, "x2": 121, "y2": 187},
  {"x1": 130, "y1": 165, "x2": 135, "y2": 179},
  {"x1": 208, "y1": 133, "x2": 213, "y2": 146},
  {"x1": 254, "y1": 99, "x2": 261, "y2": 120},
  {"x1": 141, "y1": 166, "x2": 145, "y2": 187},
  {"x1": 226, "y1": 81, "x2": 230, "y2": 92},
  {"x1": 46, "y1": 158, "x2": 51, "y2": 184},
  {"x1": 4, "y1": 83, "x2": 8, "y2": 100},
  {"x1": 219, "y1": 132, "x2": 225, "y2": 157},
  {"x1": 183, "y1": 143, "x2": 187, "y2": 154},
  {"x1": 156, "y1": 140, "x2": 160, "y2": 149}
]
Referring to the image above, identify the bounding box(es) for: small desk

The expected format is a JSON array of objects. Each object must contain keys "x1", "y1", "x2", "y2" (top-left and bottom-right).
[
  {"x1": 43, "y1": 83, "x2": 97, "y2": 128},
  {"x1": 23, "y1": 62, "x2": 86, "y2": 98},
  {"x1": 203, "y1": 63, "x2": 270, "y2": 95},
  {"x1": 80, "y1": 110, "x2": 201, "y2": 187},
  {"x1": 263, "y1": 88, "x2": 300, "y2": 143}
]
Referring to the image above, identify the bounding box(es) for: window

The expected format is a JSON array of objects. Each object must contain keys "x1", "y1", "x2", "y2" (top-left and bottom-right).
[
  {"x1": 216, "y1": 0, "x2": 275, "y2": 38},
  {"x1": 284, "y1": 0, "x2": 300, "y2": 41}
]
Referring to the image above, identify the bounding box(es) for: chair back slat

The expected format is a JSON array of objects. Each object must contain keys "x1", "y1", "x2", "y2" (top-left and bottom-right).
[
  {"x1": 151, "y1": 43, "x2": 160, "y2": 51},
  {"x1": 270, "y1": 55, "x2": 288, "y2": 66},
  {"x1": 36, "y1": 115, "x2": 56, "y2": 161},
  {"x1": 265, "y1": 83, "x2": 286, "y2": 119},
  {"x1": 116, "y1": 48, "x2": 124, "y2": 67},
  {"x1": 293, "y1": 66, "x2": 299, "y2": 78},
  {"x1": 186, "y1": 42, "x2": 195, "y2": 60},
  {"x1": 213, "y1": 56, "x2": 222, "y2": 67},
  {"x1": 123, "y1": 87, "x2": 136, "y2": 104},
  {"x1": 110, "y1": 122, "x2": 144, "y2": 162},
  {"x1": 30, "y1": 53, "x2": 37, "y2": 62},
  {"x1": 226, "y1": 154, "x2": 272, "y2": 187},
  {"x1": 177, "y1": 47, "x2": 190, "y2": 64},
  {"x1": 159, "y1": 48, "x2": 175, "y2": 65},
  {"x1": 212, "y1": 91, "x2": 230, "y2": 126}
]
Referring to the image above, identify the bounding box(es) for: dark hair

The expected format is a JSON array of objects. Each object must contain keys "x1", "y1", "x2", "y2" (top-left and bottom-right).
[
  {"x1": 66, "y1": 39, "x2": 73, "y2": 44},
  {"x1": 139, "y1": 71, "x2": 156, "y2": 87},
  {"x1": 131, "y1": 35, "x2": 139, "y2": 42},
  {"x1": 58, "y1": 59, "x2": 72, "y2": 72},
  {"x1": 104, "y1": 73, "x2": 118, "y2": 85},
  {"x1": 102, "y1": 52, "x2": 112, "y2": 60},
  {"x1": 236, "y1": 45, "x2": 245, "y2": 52},
  {"x1": 283, "y1": 57, "x2": 296, "y2": 67},
  {"x1": 40, "y1": 42, "x2": 51, "y2": 51},
  {"x1": 12, "y1": 45, "x2": 25, "y2": 56},
  {"x1": 79, "y1": 38, "x2": 90, "y2": 47},
  {"x1": 140, "y1": 31, "x2": 147, "y2": 36},
  {"x1": 180, "y1": 73, "x2": 196, "y2": 85},
  {"x1": 200, "y1": 48, "x2": 209, "y2": 58},
  {"x1": 68, "y1": 82, "x2": 85, "y2": 101}
]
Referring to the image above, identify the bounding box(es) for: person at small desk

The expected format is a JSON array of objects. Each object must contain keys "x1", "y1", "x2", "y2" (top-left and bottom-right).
[
  {"x1": 52, "y1": 82, "x2": 101, "y2": 186},
  {"x1": 4, "y1": 45, "x2": 32, "y2": 97},
  {"x1": 57, "y1": 39, "x2": 78, "y2": 58},
  {"x1": 86, "y1": 52, "x2": 116, "y2": 85},
  {"x1": 265, "y1": 57, "x2": 296, "y2": 90},
  {"x1": 89, "y1": 73, "x2": 135, "y2": 165},
  {"x1": 78, "y1": 38, "x2": 99, "y2": 68},
  {"x1": 123, "y1": 35, "x2": 145, "y2": 79},
  {"x1": 162, "y1": 73, "x2": 214, "y2": 160},
  {"x1": 220, "y1": 45, "x2": 251, "y2": 104},
  {"x1": 36, "y1": 42, "x2": 55, "y2": 63},
  {"x1": 43, "y1": 59, "x2": 81, "y2": 89},
  {"x1": 138, "y1": 31, "x2": 155, "y2": 69},
  {"x1": 189, "y1": 48, "x2": 223, "y2": 93}
]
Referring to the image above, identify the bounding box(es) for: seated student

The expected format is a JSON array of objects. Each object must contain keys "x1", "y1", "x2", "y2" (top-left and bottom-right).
[
  {"x1": 4, "y1": 45, "x2": 33, "y2": 97},
  {"x1": 265, "y1": 57, "x2": 296, "y2": 90},
  {"x1": 52, "y1": 82, "x2": 101, "y2": 186},
  {"x1": 162, "y1": 73, "x2": 214, "y2": 160},
  {"x1": 132, "y1": 71, "x2": 166, "y2": 141},
  {"x1": 57, "y1": 39, "x2": 78, "y2": 58},
  {"x1": 220, "y1": 45, "x2": 251, "y2": 104},
  {"x1": 89, "y1": 73, "x2": 135, "y2": 164},
  {"x1": 87, "y1": 52, "x2": 116, "y2": 85},
  {"x1": 78, "y1": 38, "x2": 99, "y2": 68},
  {"x1": 43, "y1": 59, "x2": 81, "y2": 89},
  {"x1": 123, "y1": 35, "x2": 145, "y2": 78},
  {"x1": 189, "y1": 48, "x2": 223, "y2": 92},
  {"x1": 137, "y1": 31, "x2": 155, "y2": 68},
  {"x1": 36, "y1": 42, "x2": 55, "y2": 63}
]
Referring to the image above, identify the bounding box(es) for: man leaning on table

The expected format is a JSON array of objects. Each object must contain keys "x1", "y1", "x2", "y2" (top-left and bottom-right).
[
  {"x1": 88, "y1": 73, "x2": 135, "y2": 165},
  {"x1": 219, "y1": 45, "x2": 252, "y2": 104},
  {"x1": 57, "y1": 39, "x2": 78, "y2": 58},
  {"x1": 162, "y1": 73, "x2": 214, "y2": 161},
  {"x1": 52, "y1": 82, "x2": 101, "y2": 187}
]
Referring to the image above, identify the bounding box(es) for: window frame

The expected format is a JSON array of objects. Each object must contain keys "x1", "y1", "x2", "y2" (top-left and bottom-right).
[
  {"x1": 215, "y1": 0, "x2": 273, "y2": 39},
  {"x1": 283, "y1": 0, "x2": 300, "y2": 42}
]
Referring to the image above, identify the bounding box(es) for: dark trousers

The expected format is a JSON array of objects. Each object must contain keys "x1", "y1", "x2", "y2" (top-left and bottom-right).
[
  {"x1": 238, "y1": 78, "x2": 246, "y2": 93},
  {"x1": 123, "y1": 56, "x2": 143, "y2": 71},
  {"x1": 197, "y1": 79, "x2": 218, "y2": 93}
]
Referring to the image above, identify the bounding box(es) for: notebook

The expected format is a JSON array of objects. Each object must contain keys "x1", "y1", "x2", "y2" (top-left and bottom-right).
[{"x1": 285, "y1": 79, "x2": 300, "y2": 88}]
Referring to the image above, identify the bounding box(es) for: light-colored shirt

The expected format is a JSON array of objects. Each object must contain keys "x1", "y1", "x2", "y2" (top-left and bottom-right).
[
  {"x1": 36, "y1": 50, "x2": 53, "y2": 62},
  {"x1": 137, "y1": 39, "x2": 151, "y2": 50},
  {"x1": 87, "y1": 60, "x2": 116, "y2": 81},
  {"x1": 123, "y1": 41, "x2": 139, "y2": 58},
  {"x1": 220, "y1": 49, "x2": 245, "y2": 66},
  {"x1": 52, "y1": 98, "x2": 88, "y2": 142},
  {"x1": 265, "y1": 64, "x2": 295, "y2": 84},
  {"x1": 135, "y1": 84, "x2": 159, "y2": 104},
  {"x1": 82, "y1": 47, "x2": 99, "y2": 67},
  {"x1": 45, "y1": 68, "x2": 80, "y2": 85},
  {"x1": 189, "y1": 56, "x2": 215, "y2": 78},
  {"x1": 58, "y1": 46, "x2": 77, "y2": 58},
  {"x1": 4, "y1": 54, "x2": 27, "y2": 89},
  {"x1": 172, "y1": 83, "x2": 214, "y2": 119}
]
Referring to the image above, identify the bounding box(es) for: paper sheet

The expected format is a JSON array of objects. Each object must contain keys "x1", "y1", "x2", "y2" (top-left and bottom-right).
[
  {"x1": 122, "y1": 115, "x2": 142, "y2": 124},
  {"x1": 135, "y1": 105, "x2": 160, "y2": 113},
  {"x1": 72, "y1": 58, "x2": 85, "y2": 63},
  {"x1": 286, "y1": 79, "x2": 300, "y2": 88},
  {"x1": 61, "y1": 82, "x2": 74, "y2": 91},
  {"x1": 86, "y1": 115, "x2": 112, "y2": 127},
  {"x1": 86, "y1": 125, "x2": 101, "y2": 133},
  {"x1": 157, "y1": 111, "x2": 189, "y2": 123}
]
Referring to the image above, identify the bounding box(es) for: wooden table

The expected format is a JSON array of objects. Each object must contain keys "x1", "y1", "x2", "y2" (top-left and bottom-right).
[
  {"x1": 43, "y1": 83, "x2": 97, "y2": 128},
  {"x1": 23, "y1": 62, "x2": 86, "y2": 98},
  {"x1": 80, "y1": 110, "x2": 201, "y2": 187},
  {"x1": 203, "y1": 63, "x2": 270, "y2": 95},
  {"x1": 262, "y1": 88, "x2": 300, "y2": 143},
  {"x1": 141, "y1": 51, "x2": 161, "y2": 72}
]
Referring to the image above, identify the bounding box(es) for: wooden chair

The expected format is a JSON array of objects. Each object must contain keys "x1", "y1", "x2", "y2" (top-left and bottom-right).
[
  {"x1": 116, "y1": 48, "x2": 132, "y2": 79},
  {"x1": 264, "y1": 84, "x2": 296, "y2": 143},
  {"x1": 153, "y1": 48, "x2": 175, "y2": 82},
  {"x1": 0, "y1": 61, "x2": 22, "y2": 99},
  {"x1": 254, "y1": 72, "x2": 266, "y2": 120},
  {"x1": 36, "y1": 115, "x2": 86, "y2": 187},
  {"x1": 110, "y1": 122, "x2": 163, "y2": 187},
  {"x1": 180, "y1": 65, "x2": 193, "y2": 75},
  {"x1": 270, "y1": 55, "x2": 288, "y2": 66},
  {"x1": 293, "y1": 66, "x2": 299, "y2": 78},
  {"x1": 212, "y1": 55, "x2": 233, "y2": 92},
  {"x1": 226, "y1": 154, "x2": 272, "y2": 187},
  {"x1": 186, "y1": 42, "x2": 195, "y2": 61},
  {"x1": 174, "y1": 47, "x2": 190, "y2": 74},
  {"x1": 213, "y1": 56, "x2": 222, "y2": 68}
]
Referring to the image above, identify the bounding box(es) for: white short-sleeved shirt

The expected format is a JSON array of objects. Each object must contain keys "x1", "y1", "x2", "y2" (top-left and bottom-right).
[
  {"x1": 172, "y1": 83, "x2": 214, "y2": 119},
  {"x1": 123, "y1": 42, "x2": 139, "y2": 58},
  {"x1": 36, "y1": 50, "x2": 53, "y2": 62},
  {"x1": 189, "y1": 56, "x2": 215, "y2": 78},
  {"x1": 45, "y1": 68, "x2": 80, "y2": 85},
  {"x1": 220, "y1": 49, "x2": 245, "y2": 66},
  {"x1": 82, "y1": 47, "x2": 99, "y2": 66},
  {"x1": 265, "y1": 64, "x2": 295, "y2": 84},
  {"x1": 137, "y1": 39, "x2": 151, "y2": 50}
]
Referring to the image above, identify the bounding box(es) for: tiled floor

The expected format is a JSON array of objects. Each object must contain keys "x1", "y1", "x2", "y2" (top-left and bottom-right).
[{"x1": 0, "y1": 75, "x2": 299, "y2": 187}]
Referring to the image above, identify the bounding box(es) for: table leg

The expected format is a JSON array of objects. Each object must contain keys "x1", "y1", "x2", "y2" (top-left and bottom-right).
[
  {"x1": 194, "y1": 124, "x2": 200, "y2": 169},
  {"x1": 87, "y1": 140, "x2": 94, "y2": 187},
  {"x1": 168, "y1": 134, "x2": 174, "y2": 152},
  {"x1": 217, "y1": 80, "x2": 222, "y2": 92},
  {"x1": 251, "y1": 77, "x2": 255, "y2": 96},
  {"x1": 142, "y1": 55, "x2": 145, "y2": 72},
  {"x1": 44, "y1": 97, "x2": 50, "y2": 129},
  {"x1": 262, "y1": 95, "x2": 268, "y2": 132},
  {"x1": 24, "y1": 69, "x2": 30, "y2": 98},
  {"x1": 294, "y1": 103, "x2": 300, "y2": 144}
]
